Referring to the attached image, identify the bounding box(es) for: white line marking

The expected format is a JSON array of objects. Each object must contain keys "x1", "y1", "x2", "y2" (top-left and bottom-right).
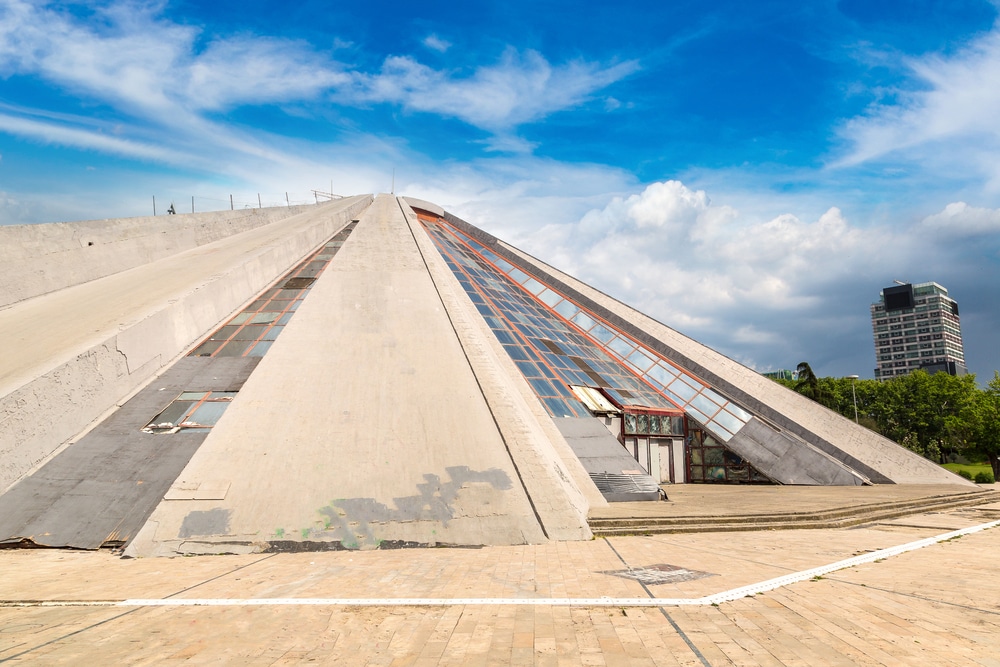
[{"x1": 4, "y1": 519, "x2": 996, "y2": 609}]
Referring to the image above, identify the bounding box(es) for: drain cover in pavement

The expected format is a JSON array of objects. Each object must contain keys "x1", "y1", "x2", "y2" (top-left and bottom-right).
[{"x1": 602, "y1": 563, "x2": 717, "y2": 585}]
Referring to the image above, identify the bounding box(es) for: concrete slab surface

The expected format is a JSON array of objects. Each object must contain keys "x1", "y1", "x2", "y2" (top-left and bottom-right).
[
  {"x1": 2, "y1": 491, "x2": 999, "y2": 664},
  {"x1": 127, "y1": 195, "x2": 577, "y2": 555}
]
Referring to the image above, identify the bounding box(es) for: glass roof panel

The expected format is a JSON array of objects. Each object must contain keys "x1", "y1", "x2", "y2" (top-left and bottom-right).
[{"x1": 711, "y1": 409, "x2": 744, "y2": 436}]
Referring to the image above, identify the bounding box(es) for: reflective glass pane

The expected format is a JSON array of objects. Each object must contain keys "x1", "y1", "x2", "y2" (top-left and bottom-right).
[
  {"x1": 262, "y1": 326, "x2": 283, "y2": 341},
  {"x1": 649, "y1": 415, "x2": 661, "y2": 434},
  {"x1": 215, "y1": 339, "x2": 253, "y2": 356},
  {"x1": 543, "y1": 397, "x2": 575, "y2": 418},
  {"x1": 690, "y1": 448, "x2": 703, "y2": 465},
  {"x1": 149, "y1": 401, "x2": 195, "y2": 428},
  {"x1": 686, "y1": 406, "x2": 710, "y2": 425},
  {"x1": 181, "y1": 402, "x2": 228, "y2": 427},
  {"x1": 209, "y1": 392, "x2": 238, "y2": 401},
  {"x1": 690, "y1": 393, "x2": 720, "y2": 417},
  {"x1": 726, "y1": 403, "x2": 753, "y2": 422},
  {"x1": 624, "y1": 413, "x2": 638, "y2": 434},
  {"x1": 230, "y1": 313, "x2": 253, "y2": 325},
  {"x1": 708, "y1": 466, "x2": 727, "y2": 480},
  {"x1": 701, "y1": 387, "x2": 726, "y2": 406},
  {"x1": 508, "y1": 268, "x2": 530, "y2": 284},
  {"x1": 668, "y1": 379, "x2": 697, "y2": 402},
  {"x1": 707, "y1": 420, "x2": 734, "y2": 440},
  {"x1": 537, "y1": 289, "x2": 561, "y2": 307},
  {"x1": 647, "y1": 363, "x2": 677, "y2": 386},
  {"x1": 711, "y1": 409, "x2": 744, "y2": 435},
  {"x1": 247, "y1": 340, "x2": 273, "y2": 357},
  {"x1": 523, "y1": 278, "x2": 545, "y2": 295},
  {"x1": 627, "y1": 349, "x2": 654, "y2": 372},
  {"x1": 636, "y1": 414, "x2": 649, "y2": 434},
  {"x1": 211, "y1": 325, "x2": 240, "y2": 341},
  {"x1": 554, "y1": 300, "x2": 579, "y2": 320},
  {"x1": 251, "y1": 312, "x2": 282, "y2": 325},
  {"x1": 178, "y1": 392, "x2": 208, "y2": 400},
  {"x1": 572, "y1": 311, "x2": 596, "y2": 331},
  {"x1": 608, "y1": 337, "x2": 635, "y2": 358},
  {"x1": 233, "y1": 325, "x2": 268, "y2": 341}
]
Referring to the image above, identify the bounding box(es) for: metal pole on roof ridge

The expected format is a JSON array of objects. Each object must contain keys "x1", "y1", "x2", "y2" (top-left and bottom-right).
[
  {"x1": 258, "y1": 193, "x2": 261, "y2": 209},
  {"x1": 847, "y1": 375, "x2": 860, "y2": 424},
  {"x1": 152, "y1": 195, "x2": 156, "y2": 216},
  {"x1": 230, "y1": 194, "x2": 234, "y2": 210},
  {"x1": 191, "y1": 196, "x2": 194, "y2": 213},
  {"x1": 286, "y1": 192, "x2": 289, "y2": 206}
]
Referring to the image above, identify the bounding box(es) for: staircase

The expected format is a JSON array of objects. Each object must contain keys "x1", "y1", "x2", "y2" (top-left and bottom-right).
[{"x1": 589, "y1": 489, "x2": 999, "y2": 536}]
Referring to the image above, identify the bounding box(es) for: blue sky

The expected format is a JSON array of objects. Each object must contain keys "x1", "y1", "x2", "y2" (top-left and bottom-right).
[{"x1": 2, "y1": 0, "x2": 999, "y2": 380}]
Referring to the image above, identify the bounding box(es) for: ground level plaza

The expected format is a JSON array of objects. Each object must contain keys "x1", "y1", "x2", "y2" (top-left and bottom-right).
[{"x1": 3, "y1": 485, "x2": 998, "y2": 665}]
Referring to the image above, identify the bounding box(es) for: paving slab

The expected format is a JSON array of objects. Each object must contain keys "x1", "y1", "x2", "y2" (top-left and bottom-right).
[{"x1": 2, "y1": 495, "x2": 999, "y2": 664}]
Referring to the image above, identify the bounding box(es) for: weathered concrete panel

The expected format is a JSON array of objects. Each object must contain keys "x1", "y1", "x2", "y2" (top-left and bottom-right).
[
  {"x1": 128, "y1": 195, "x2": 560, "y2": 556},
  {"x1": 0, "y1": 205, "x2": 318, "y2": 308},
  {"x1": 726, "y1": 418, "x2": 867, "y2": 486},
  {"x1": 554, "y1": 418, "x2": 662, "y2": 501},
  {"x1": 0, "y1": 356, "x2": 259, "y2": 549},
  {"x1": 0, "y1": 197, "x2": 373, "y2": 492}
]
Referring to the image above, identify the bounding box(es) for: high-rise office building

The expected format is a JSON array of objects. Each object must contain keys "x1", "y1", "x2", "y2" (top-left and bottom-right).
[{"x1": 871, "y1": 281, "x2": 966, "y2": 380}]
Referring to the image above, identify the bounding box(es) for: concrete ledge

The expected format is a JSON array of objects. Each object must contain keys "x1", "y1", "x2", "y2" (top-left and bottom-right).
[
  {"x1": 0, "y1": 205, "x2": 319, "y2": 308},
  {"x1": 0, "y1": 196, "x2": 373, "y2": 492}
]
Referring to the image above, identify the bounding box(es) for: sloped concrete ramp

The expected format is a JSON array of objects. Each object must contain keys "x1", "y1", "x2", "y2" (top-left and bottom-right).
[{"x1": 127, "y1": 195, "x2": 593, "y2": 556}]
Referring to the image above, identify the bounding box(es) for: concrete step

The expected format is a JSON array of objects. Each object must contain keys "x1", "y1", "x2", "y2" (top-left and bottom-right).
[{"x1": 589, "y1": 489, "x2": 997, "y2": 536}]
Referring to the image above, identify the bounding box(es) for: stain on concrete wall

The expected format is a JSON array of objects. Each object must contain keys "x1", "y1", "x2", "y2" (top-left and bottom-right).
[
  {"x1": 179, "y1": 508, "x2": 232, "y2": 538},
  {"x1": 313, "y1": 466, "x2": 512, "y2": 548}
]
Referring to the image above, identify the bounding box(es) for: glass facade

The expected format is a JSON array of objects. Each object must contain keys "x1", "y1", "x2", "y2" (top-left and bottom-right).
[
  {"x1": 418, "y1": 211, "x2": 770, "y2": 484},
  {"x1": 420, "y1": 215, "x2": 753, "y2": 438}
]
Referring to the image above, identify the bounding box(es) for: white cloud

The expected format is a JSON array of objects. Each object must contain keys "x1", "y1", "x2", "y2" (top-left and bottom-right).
[
  {"x1": 345, "y1": 48, "x2": 639, "y2": 132},
  {"x1": 0, "y1": 111, "x2": 187, "y2": 163},
  {"x1": 836, "y1": 24, "x2": 1000, "y2": 188},
  {"x1": 423, "y1": 34, "x2": 451, "y2": 53},
  {"x1": 186, "y1": 37, "x2": 351, "y2": 111},
  {"x1": 0, "y1": 0, "x2": 636, "y2": 167},
  {"x1": 511, "y1": 179, "x2": 923, "y2": 372},
  {"x1": 920, "y1": 201, "x2": 1000, "y2": 235}
]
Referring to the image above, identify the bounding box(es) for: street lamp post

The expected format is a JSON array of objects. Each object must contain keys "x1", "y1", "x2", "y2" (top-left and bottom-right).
[{"x1": 846, "y1": 375, "x2": 859, "y2": 424}]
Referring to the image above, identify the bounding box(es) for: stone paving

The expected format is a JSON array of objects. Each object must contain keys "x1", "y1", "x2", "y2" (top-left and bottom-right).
[{"x1": 2, "y1": 492, "x2": 999, "y2": 665}]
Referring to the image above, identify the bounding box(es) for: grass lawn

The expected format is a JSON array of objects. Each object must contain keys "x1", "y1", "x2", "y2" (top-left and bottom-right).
[{"x1": 942, "y1": 462, "x2": 995, "y2": 482}]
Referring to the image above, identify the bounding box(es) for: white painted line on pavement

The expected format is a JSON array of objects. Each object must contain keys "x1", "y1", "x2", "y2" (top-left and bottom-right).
[{"x1": 4, "y1": 519, "x2": 996, "y2": 609}]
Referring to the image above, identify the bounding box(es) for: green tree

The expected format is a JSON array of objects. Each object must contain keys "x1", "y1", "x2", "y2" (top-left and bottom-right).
[
  {"x1": 959, "y1": 372, "x2": 1000, "y2": 479},
  {"x1": 867, "y1": 370, "x2": 976, "y2": 462},
  {"x1": 794, "y1": 362, "x2": 835, "y2": 408}
]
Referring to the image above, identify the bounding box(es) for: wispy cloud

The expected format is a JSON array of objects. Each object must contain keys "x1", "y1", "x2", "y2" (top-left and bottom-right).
[
  {"x1": 0, "y1": 110, "x2": 187, "y2": 163},
  {"x1": 835, "y1": 23, "x2": 1000, "y2": 187},
  {"x1": 0, "y1": 0, "x2": 636, "y2": 164},
  {"x1": 343, "y1": 48, "x2": 638, "y2": 132},
  {"x1": 422, "y1": 34, "x2": 451, "y2": 53}
]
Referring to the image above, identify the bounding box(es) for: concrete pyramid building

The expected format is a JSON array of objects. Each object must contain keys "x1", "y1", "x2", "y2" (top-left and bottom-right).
[{"x1": 0, "y1": 194, "x2": 968, "y2": 556}]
